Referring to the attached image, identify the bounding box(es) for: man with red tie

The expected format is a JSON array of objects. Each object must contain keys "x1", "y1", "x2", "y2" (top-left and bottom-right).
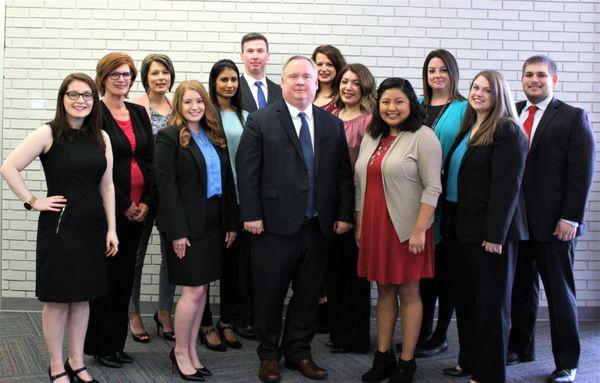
[{"x1": 508, "y1": 55, "x2": 595, "y2": 383}]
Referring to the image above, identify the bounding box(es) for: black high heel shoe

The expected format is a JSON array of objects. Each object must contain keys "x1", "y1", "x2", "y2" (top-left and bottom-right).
[
  {"x1": 217, "y1": 320, "x2": 242, "y2": 349},
  {"x1": 154, "y1": 311, "x2": 175, "y2": 341},
  {"x1": 65, "y1": 359, "x2": 99, "y2": 383},
  {"x1": 199, "y1": 326, "x2": 227, "y2": 352},
  {"x1": 169, "y1": 347, "x2": 205, "y2": 381},
  {"x1": 48, "y1": 367, "x2": 68, "y2": 382}
]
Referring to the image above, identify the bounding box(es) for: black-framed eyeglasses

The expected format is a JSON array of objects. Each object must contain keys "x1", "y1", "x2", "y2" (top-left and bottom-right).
[
  {"x1": 65, "y1": 91, "x2": 94, "y2": 101},
  {"x1": 108, "y1": 71, "x2": 132, "y2": 80}
]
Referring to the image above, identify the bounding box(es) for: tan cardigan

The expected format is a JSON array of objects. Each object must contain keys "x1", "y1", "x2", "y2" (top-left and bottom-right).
[{"x1": 355, "y1": 126, "x2": 442, "y2": 242}]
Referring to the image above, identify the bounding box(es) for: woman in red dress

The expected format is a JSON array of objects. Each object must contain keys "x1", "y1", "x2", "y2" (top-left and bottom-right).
[{"x1": 355, "y1": 78, "x2": 442, "y2": 383}]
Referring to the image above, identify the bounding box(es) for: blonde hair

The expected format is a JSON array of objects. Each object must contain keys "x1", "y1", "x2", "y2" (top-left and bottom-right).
[
  {"x1": 460, "y1": 70, "x2": 519, "y2": 146},
  {"x1": 168, "y1": 80, "x2": 226, "y2": 149}
]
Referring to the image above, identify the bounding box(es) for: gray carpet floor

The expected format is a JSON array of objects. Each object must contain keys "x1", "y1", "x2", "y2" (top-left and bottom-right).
[{"x1": 0, "y1": 312, "x2": 598, "y2": 382}]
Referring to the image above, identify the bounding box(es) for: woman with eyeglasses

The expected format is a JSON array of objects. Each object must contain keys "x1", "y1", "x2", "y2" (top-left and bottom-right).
[
  {"x1": 0, "y1": 73, "x2": 117, "y2": 383},
  {"x1": 442, "y1": 70, "x2": 527, "y2": 383},
  {"x1": 128, "y1": 53, "x2": 177, "y2": 344},
  {"x1": 84, "y1": 52, "x2": 156, "y2": 369}
]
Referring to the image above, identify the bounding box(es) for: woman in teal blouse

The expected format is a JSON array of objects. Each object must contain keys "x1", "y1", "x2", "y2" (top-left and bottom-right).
[
  {"x1": 413, "y1": 49, "x2": 468, "y2": 359},
  {"x1": 196, "y1": 59, "x2": 249, "y2": 352}
]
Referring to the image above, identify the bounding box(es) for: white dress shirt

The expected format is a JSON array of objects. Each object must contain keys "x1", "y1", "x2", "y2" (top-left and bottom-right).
[
  {"x1": 285, "y1": 101, "x2": 315, "y2": 151},
  {"x1": 242, "y1": 73, "x2": 269, "y2": 109}
]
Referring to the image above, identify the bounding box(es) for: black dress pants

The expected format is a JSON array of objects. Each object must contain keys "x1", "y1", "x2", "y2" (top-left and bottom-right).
[
  {"x1": 251, "y1": 220, "x2": 328, "y2": 363},
  {"x1": 455, "y1": 241, "x2": 516, "y2": 383},
  {"x1": 508, "y1": 238, "x2": 580, "y2": 369},
  {"x1": 85, "y1": 219, "x2": 143, "y2": 356},
  {"x1": 419, "y1": 238, "x2": 456, "y2": 342},
  {"x1": 201, "y1": 232, "x2": 240, "y2": 326},
  {"x1": 326, "y1": 229, "x2": 371, "y2": 351}
]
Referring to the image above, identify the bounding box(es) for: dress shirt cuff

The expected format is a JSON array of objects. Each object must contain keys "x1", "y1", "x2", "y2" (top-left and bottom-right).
[{"x1": 560, "y1": 218, "x2": 579, "y2": 228}]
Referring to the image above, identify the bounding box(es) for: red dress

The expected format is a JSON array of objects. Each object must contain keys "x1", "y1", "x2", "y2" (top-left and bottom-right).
[{"x1": 357, "y1": 135, "x2": 434, "y2": 285}]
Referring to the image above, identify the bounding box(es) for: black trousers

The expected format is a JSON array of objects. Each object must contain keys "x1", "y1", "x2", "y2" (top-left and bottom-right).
[
  {"x1": 455, "y1": 241, "x2": 516, "y2": 383},
  {"x1": 252, "y1": 220, "x2": 328, "y2": 363},
  {"x1": 419, "y1": 238, "x2": 456, "y2": 343},
  {"x1": 508, "y1": 238, "x2": 580, "y2": 369},
  {"x1": 201, "y1": 231, "x2": 242, "y2": 326},
  {"x1": 85, "y1": 219, "x2": 143, "y2": 356},
  {"x1": 326, "y1": 230, "x2": 371, "y2": 351}
]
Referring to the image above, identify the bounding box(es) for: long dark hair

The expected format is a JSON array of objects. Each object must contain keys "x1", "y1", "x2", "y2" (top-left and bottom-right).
[
  {"x1": 421, "y1": 49, "x2": 464, "y2": 105},
  {"x1": 311, "y1": 45, "x2": 347, "y2": 99},
  {"x1": 168, "y1": 80, "x2": 226, "y2": 149},
  {"x1": 368, "y1": 77, "x2": 426, "y2": 138},
  {"x1": 209, "y1": 59, "x2": 245, "y2": 128},
  {"x1": 48, "y1": 73, "x2": 104, "y2": 149}
]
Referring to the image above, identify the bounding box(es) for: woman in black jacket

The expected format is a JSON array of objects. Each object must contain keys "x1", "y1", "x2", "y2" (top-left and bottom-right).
[
  {"x1": 84, "y1": 52, "x2": 156, "y2": 368},
  {"x1": 441, "y1": 70, "x2": 528, "y2": 383},
  {"x1": 155, "y1": 80, "x2": 237, "y2": 380}
]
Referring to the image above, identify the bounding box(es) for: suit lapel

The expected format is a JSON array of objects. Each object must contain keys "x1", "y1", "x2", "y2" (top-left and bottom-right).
[
  {"x1": 240, "y1": 76, "x2": 257, "y2": 112},
  {"x1": 516, "y1": 100, "x2": 526, "y2": 115},
  {"x1": 529, "y1": 97, "x2": 559, "y2": 153},
  {"x1": 277, "y1": 102, "x2": 304, "y2": 161},
  {"x1": 187, "y1": 139, "x2": 207, "y2": 189},
  {"x1": 266, "y1": 77, "x2": 278, "y2": 103},
  {"x1": 312, "y1": 105, "x2": 323, "y2": 170}
]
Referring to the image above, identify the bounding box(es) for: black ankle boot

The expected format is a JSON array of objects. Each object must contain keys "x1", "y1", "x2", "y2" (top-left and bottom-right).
[
  {"x1": 362, "y1": 350, "x2": 397, "y2": 383},
  {"x1": 389, "y1": 358, "x2": 416, "y2": 383}
]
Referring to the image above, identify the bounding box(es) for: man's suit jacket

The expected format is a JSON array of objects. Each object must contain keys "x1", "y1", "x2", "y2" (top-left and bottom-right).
[
  {"x1": 444, "y1": 119, "x2": 529, "y2": 244},
  {"x1": 236, "y1": 100, "x2": 354, "y2": 238},
  {"x1": 517, "y1": 98, "x2": 595, "y2": 241},
  {"x1": 239, "y1": 75, "x2": 283, "y2": 113},
  {"x1": 154, "y1": 125, "x2": 238, "y2": 241},
  {"x1": 100, "y1": 101, "x2": 156, "y2": 216}
]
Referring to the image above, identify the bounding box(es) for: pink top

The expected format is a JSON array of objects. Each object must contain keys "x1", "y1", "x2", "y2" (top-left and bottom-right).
[
  {"x1": 116, "y1": 118, "x2": 144, "y2": 205},
  {"x1": 321, "y1": 99, "x2": 337, "y2": 114},
  {"x1": 334, "y1": 111, "x2": 372, "y2": 168}
]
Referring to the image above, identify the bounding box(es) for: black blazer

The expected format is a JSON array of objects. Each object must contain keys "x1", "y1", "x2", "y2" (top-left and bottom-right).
[
  {"x1": 444, "y1": 119, "x2": 529, "y2": 244},
  {"x1": 517, "y1": 98, "x2": 595, "y2": 241},
  {"x1": 239, "y1": 75, "x2": 283, "y2": 113},
  {"x1": 154, "y1": 125, "x2": 237, "y2": 241},
  {"x1": 236, "y1": 100, "x2": 354, "y2": 238},
  {"x1": 101, "y1": 101, "x2": 156, "y2": 216}
]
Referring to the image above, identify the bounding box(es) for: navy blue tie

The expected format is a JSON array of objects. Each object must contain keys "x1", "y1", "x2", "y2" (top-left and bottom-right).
[
  {"x1": 255, "y1": 81, "x2": 267, "y2": 109},
  {"x1": 298, "y1": 112, "x2": 314, "y2": 218}
]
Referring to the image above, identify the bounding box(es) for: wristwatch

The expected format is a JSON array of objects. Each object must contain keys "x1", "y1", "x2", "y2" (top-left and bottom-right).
[{"x1": 24, "y1": 196, "x2": 37, "y2": 210}]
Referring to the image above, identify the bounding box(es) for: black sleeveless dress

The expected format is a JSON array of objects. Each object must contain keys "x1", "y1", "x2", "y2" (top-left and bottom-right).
[{"x1": 36, "y1": 130, "x2": 108, "y2": 302}]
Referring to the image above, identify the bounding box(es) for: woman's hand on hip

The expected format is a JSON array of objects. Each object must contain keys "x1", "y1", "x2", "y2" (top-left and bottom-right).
[{"x1": 34, "y1": 195, "x2": 67, "y2": 212}]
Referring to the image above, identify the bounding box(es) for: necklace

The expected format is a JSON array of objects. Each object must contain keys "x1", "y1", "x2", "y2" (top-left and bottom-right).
[
  {"x1": 425, "y1": 99, "x2": 451, "y2": 129},
  {"x1": 368, "y1": 135, "x2": 396, "y2": 166}
]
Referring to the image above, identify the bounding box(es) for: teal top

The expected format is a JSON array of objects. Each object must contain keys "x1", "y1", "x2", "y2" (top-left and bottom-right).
[
  {"x1": 419, "y1": 98, "x2": 468, "y2": 243},
  {"x1": 221, "y1": 109, "x2": 248, "y2": 202},
  {"x1": 446, "y1": 131, "x2": 470, "y2": 202}
]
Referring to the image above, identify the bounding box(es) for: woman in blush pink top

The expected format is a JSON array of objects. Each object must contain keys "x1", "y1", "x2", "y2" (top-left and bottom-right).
[{"x1": 325, "y1": 63, "x2": 377, "y2": 354}]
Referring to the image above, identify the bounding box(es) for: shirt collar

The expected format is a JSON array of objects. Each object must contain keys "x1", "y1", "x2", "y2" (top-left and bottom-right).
[
  {"x1": 243, "y1": 72, "x2": 267, "y2": 87},
  {"x1": 525, "y1": 95, "x2": 552, "y2": 112},
  {"x1": 285, "y1": 101, "x2": 313, "y2": 121}
]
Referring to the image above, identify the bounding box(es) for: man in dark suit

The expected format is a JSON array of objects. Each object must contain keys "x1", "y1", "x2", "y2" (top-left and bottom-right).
[
  {"x1": 508, "y1": 55, "x2": 595, "y2": 383},
  {"x1": 239, "y1": 32, "x2": 283, "y2": 113},
  {"x1": 232, "y1": 33, "x2": 284, "y2": 342},
  {"x1": 236, "y1": 56, "x2": 354, "y2": 382}
]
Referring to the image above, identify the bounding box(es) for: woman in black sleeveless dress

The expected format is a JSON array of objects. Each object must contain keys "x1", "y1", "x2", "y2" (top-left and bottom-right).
[{"x1": 0, "y1": 73, "x2": 118, "y2": 383}]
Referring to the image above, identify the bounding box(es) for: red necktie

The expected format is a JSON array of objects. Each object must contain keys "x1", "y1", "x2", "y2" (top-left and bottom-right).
[{"x1": 523, "y1": 105, "x2": 538, "y2": 142}]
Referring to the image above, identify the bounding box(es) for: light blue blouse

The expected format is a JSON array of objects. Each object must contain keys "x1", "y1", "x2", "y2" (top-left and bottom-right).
[
  {"x1": 191, "y1": 128, "x2": 222, "y2": 198},
  {"x1": 220, "y1": 110, "x2": 248, "y2": 201},
  {"x1": 446, "y1": 132, "x2": 470, "y2": 203}
]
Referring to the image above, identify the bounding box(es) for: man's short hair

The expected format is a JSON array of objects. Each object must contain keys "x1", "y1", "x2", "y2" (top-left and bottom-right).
[
  {"x1": 282, "y1": 55, "x2": 317, "y2": 77},
  {"x1": 241, "y1": 33, "x2": 269, "y2": 52},
  {"x1": 522, "y1": 55, "x2": 557, "y2": 77}
]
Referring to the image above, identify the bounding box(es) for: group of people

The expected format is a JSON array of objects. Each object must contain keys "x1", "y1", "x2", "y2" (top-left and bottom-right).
[{"x1": 0, "y1": 31, "x2": 594, "y2": 383}]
